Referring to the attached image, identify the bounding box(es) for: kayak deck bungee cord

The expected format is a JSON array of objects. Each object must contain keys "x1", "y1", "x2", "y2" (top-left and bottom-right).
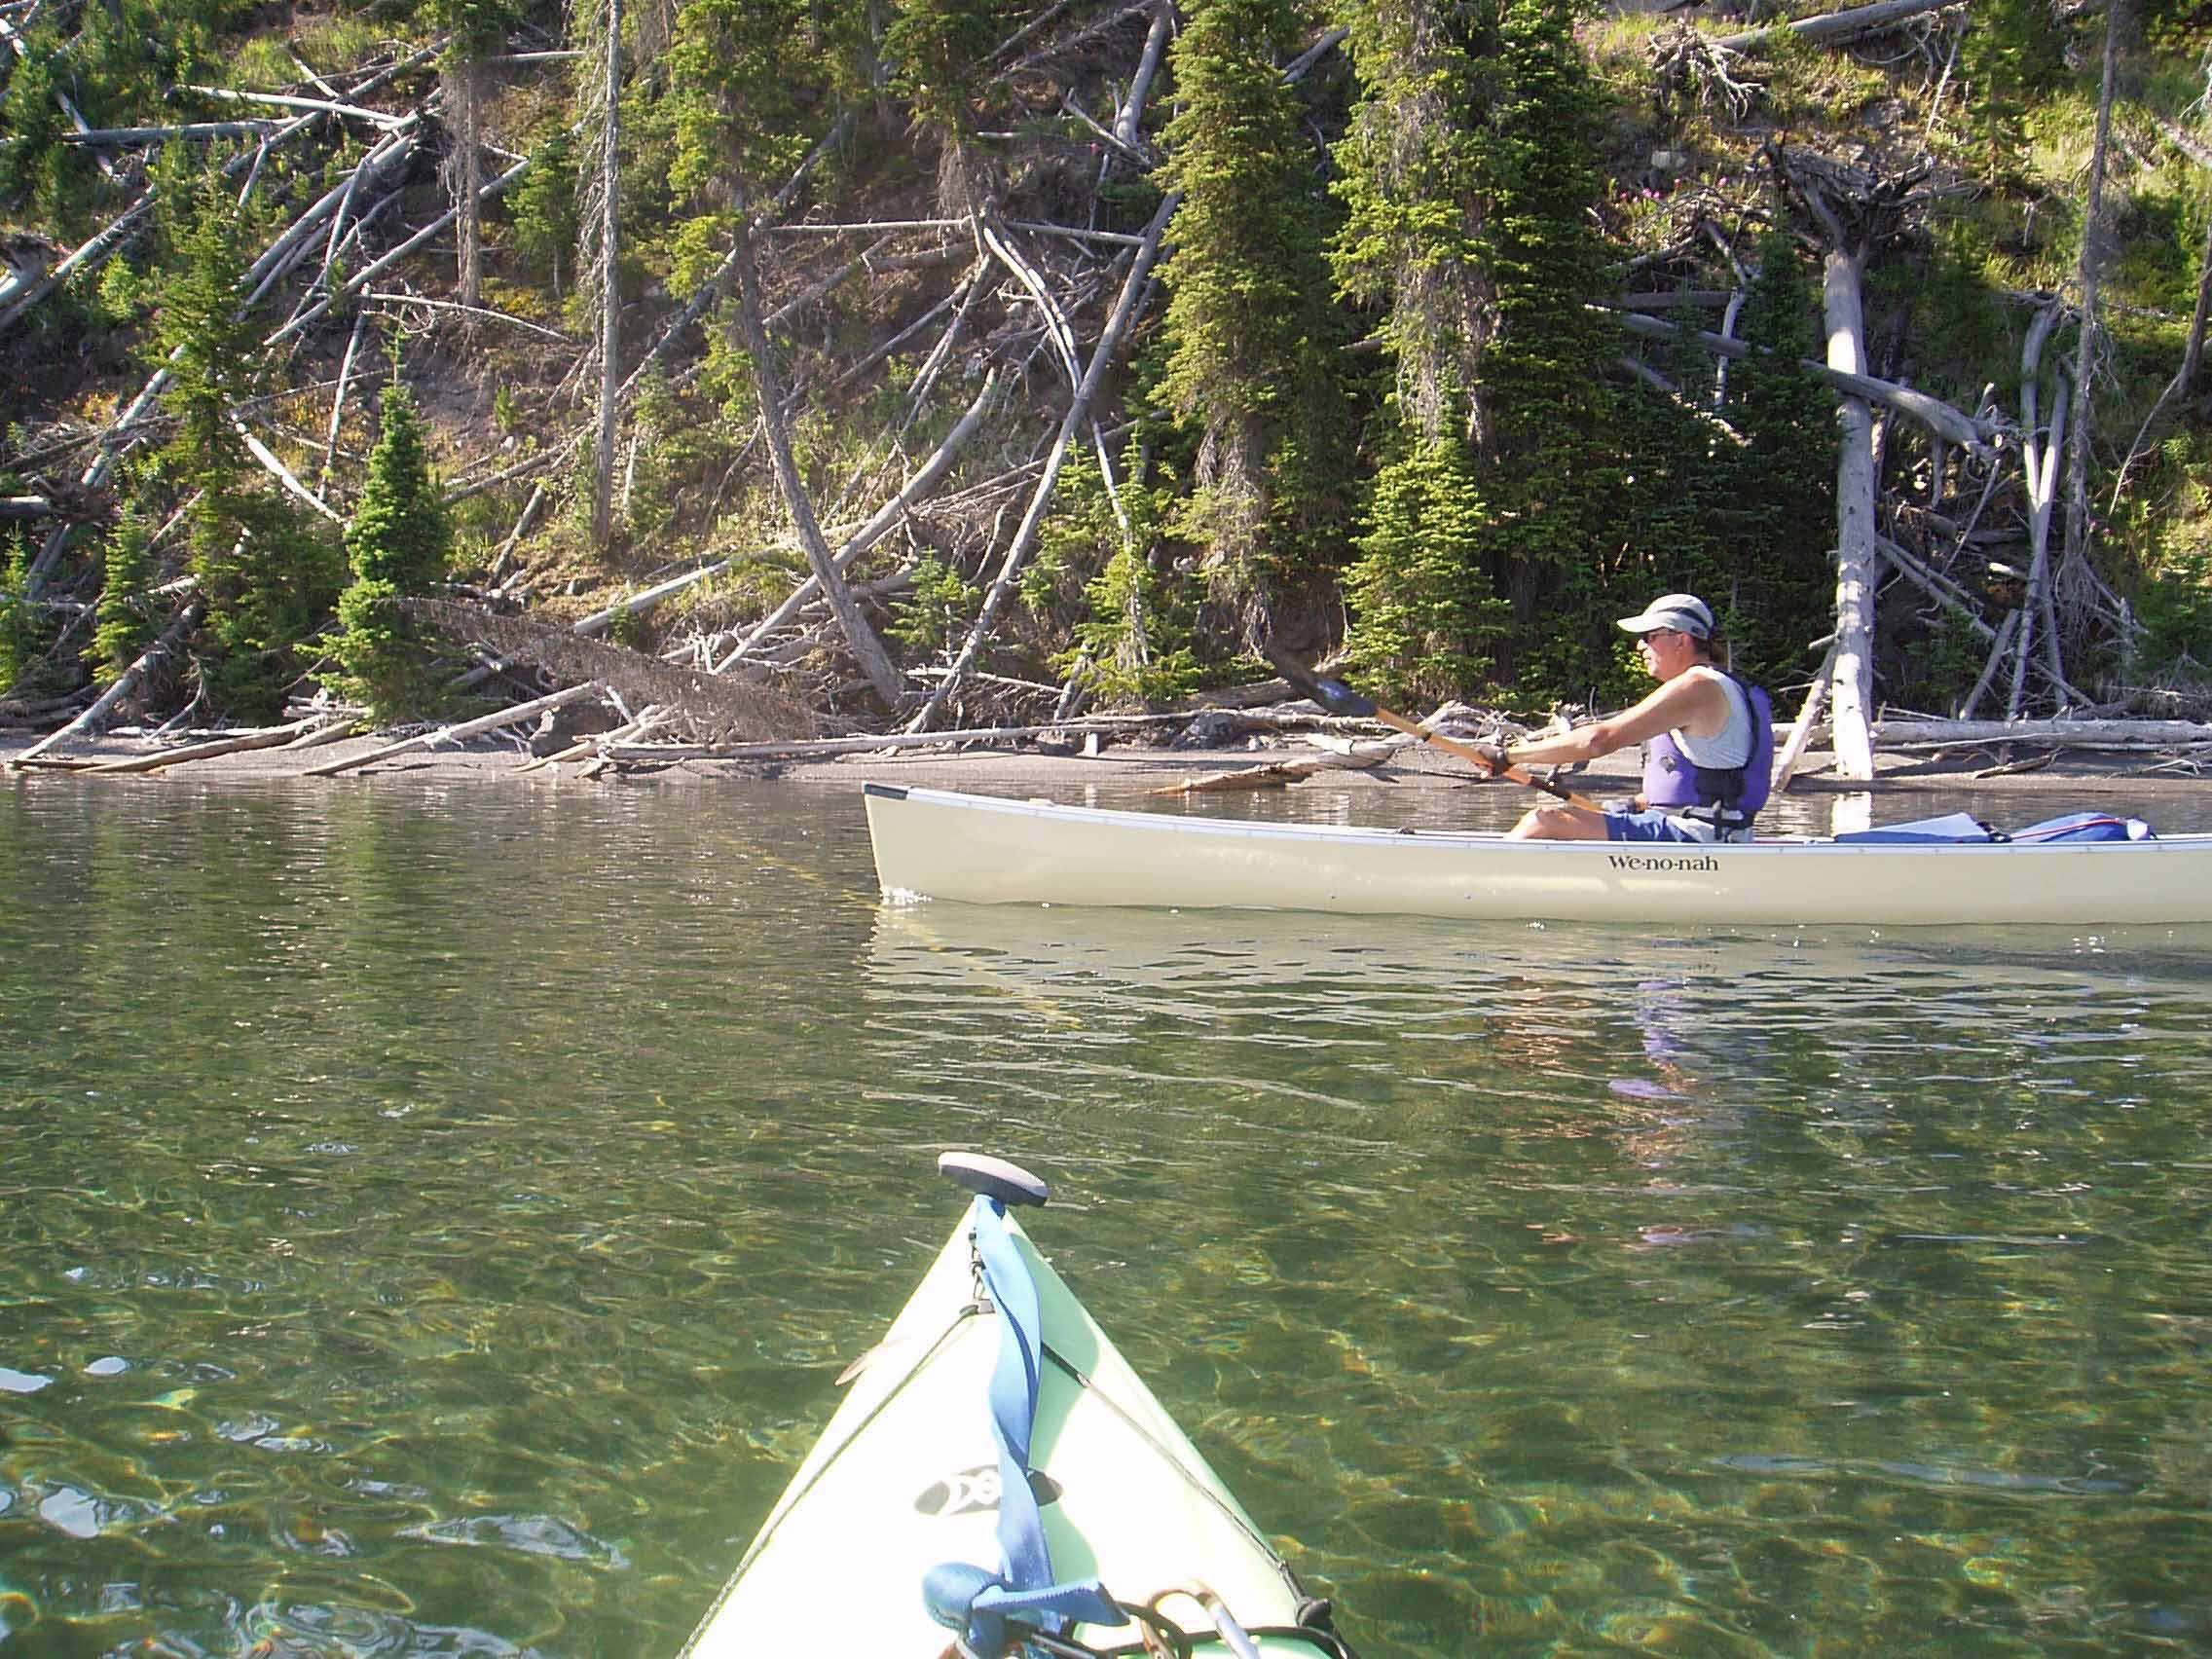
[{"x1": 678, "y1": 1153, "x2": 1357, "y2": 1659}]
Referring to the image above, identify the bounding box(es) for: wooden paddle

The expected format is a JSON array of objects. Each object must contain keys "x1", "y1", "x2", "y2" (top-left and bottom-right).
[{"x1": 1262, "y1": 645, "x2": 1604, "y2": 813}]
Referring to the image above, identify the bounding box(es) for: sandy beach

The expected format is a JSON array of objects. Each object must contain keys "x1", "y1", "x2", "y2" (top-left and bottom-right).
[{"x1": 7, "y1": 723, "x2": 2206, "y2": 806}]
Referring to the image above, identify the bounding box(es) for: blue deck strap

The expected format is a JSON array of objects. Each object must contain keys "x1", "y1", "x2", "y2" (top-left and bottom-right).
[{"x1": 923, "y1": 1193, "x2": 1121, "y2": 1657}]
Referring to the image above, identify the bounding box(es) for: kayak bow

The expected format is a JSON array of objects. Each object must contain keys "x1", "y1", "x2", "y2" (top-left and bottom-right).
[{"x1": 679, "y1": 1154, "x2": 1356, "y2": 1658}]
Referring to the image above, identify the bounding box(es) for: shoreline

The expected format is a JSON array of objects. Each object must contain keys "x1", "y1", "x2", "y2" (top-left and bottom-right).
[{"x1": 6, "y1": 728, "x2": 2206, "y2": 801}]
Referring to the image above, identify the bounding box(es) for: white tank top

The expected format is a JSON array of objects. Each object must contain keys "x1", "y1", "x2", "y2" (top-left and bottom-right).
[{"x1": 1673, "y1": 666, "x2": 1754, "y2": 771}]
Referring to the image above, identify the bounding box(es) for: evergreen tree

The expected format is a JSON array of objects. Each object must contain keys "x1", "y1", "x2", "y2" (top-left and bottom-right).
[
  {"x1": 0, "y1": 527, "x2": 46, "y2": 695},
  {"x1": 1708, "y1": 230, "x2": 1835, "y2": 677},
  {"x1": 884, "y1": 0, "x2": 1006, "y2": 214},
  {"x1": 1329, "y1": 0, "x2": 1499, "y2": 445},
  {"x1": 1341, "y1": 434, "x2": 1511, "y2": 702},
  {"x1": 667, "y1": 0, "x2": 866, "y2": 230},
  {"x1": 329, "y1": 378, "x2": 452, "y2": 719},
  {"x1": 87, "y1": 500, "x2": 159, "y2": 684},
  {"x1": 1334, "y1": 0, "x2": 1620, "y2": 698},
  {"x1": 1156, "y1": 0, "x2": 1350, "y2": 647},
  {"x1": 151, "y1": 163, "x2": 335, "y2": 716},
  {"x1": 1459, "y1": 0, "x2": 1620, "y2": 684},
  {"x1": 0, "y1": 38, "x2": 74, "y2": 224},
  {"x1": 427, "y1": 0, "x2": 522, "y2": 308}
]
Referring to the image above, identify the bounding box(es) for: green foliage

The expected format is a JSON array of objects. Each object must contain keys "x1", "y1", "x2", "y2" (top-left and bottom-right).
[
  {"x1": 1155, "y1": 0, "x2": 1354, "y2": 641},
  {"x1": 1335, "y1": 0, "x2": 1625, "y2": 700},
  {"x1": 0, "y1": 39, "x2": 75, "y2": 224},
  {"x1": 148, "y1": 162, "x2": 336, "y2": 716},
  {"x1": 328, "y1": 379, "x2": 452, "y2": 719},
  {"x1": 2133, "y1": 544, "x2": 2212, "y2": 682},
  {"x1": 0, "y1": 527, "x2": 48, "y2": 695},
  {"x1": 425, "y1": 0, "x2": 522, "y2": 61},
  {"x1": 1028, "y1": 454, "x2": 1201, "y2": 705},
  {"x1": 1341, "y1": 435, "x2": 1511, "y2": 703},
  {"x1": 506, "y1": 131, "x2": 580, "y2": 286},
  {"x1": 1065, "y1": 546, "x2": 1201, "y2": 704},
  {"x1": 889, "y1": 553, "x2": 979, "y2": 659},
  {"x1": 1466, "y1": 0, "x2": 1620, "y2": 668},
  {"x1": 624, "y1": 366, "x2": 740, "y2": 540},
  {"x1": 1328, "y1": 0, "x2": 1501, "y2": 429},
  {"x1": 1703, "y1": 231, "x2": 1835, "y2": 677},
  {"x1": 1957, "y1": 0, "x2": 2072, "y2": 180},
  {"x1": 88, "y1": 502, "x2": 159, "y2": 684},
  {"x1": 666, "y1": 0, "x2": 868, "y2": 211},
  {"x1": 885, "y1": 0, "x2": 1003, "y2": 138}
]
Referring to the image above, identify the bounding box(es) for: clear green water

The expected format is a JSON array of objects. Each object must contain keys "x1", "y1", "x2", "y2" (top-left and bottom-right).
[{"x1": 3, "y1": 773, "x2": 2210, "y2": 1657}]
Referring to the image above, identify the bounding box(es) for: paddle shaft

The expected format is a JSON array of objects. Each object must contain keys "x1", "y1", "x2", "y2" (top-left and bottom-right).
[
  {"x1": 1364, "y1": 706, "x2": 1604, "y2": 812},
  {"x1": 1260, "y1": 644, "x2": 1605, "y2": 813}
]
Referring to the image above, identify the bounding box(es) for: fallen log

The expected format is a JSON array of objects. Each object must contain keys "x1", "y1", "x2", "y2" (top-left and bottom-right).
[
  {"x1": 512, "y1": 703, "x2": 669, "y2": 774},
  {"x1": 599, "y1": 713, "x2": 1196, "y2": 762},
  {"x1": 715, "y1": 369, "x2": 1003, "y2": 669},
  {"x1": 1149, "y1": 737, "x2": 1394, "y2": 794},
  {"x1": 1715, "y1": 0, "x2": 1965, "y2": 54},
  {"x1": 1608, "y1": 310, "x2": 1992, "y2": 451},
  {"x1": 304, "y1": 681, "x2": 607, "y2": 777},
  {"x1": 10, "y1": 602, "x2": 203, "y2": 764},
  {"x1": 908, "y1": 189, "x2": 1179, "y2": 730},
  {"x1": 1789, "y1": 717, "x2": 2212, "y2": 751},
  {"x1": 81, "y1": 714, "x2": 336, "y2": 773}
]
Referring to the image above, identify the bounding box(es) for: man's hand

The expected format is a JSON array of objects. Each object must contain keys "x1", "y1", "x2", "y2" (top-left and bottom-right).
[{"x1": 1469, "y1": 740, "x2": 1511, "y2": 777}]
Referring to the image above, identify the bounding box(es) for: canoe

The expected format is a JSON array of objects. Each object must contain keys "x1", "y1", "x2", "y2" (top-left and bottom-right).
[
  {"x1": 679, "y1": 1153, "x2": 1357, "y2": 1659},
  {"x1": 863, "y1": 783, "x2": 2212, "y2": 927}
]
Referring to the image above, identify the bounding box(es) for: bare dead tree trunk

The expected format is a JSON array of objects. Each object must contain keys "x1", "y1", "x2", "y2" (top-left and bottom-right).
[
  {"x1": 907, "y1": 189, "x2": 1179, "y2": 732},
  {"x1": 580, "y1": 0, "x2": 623, "y2": 547},
  {"x1": 1821, "y1": 242, "x2": 1879, "y2": 781},
  {"x1": 2062, "y1": 0, "x2": 2128, "y2": 576},
  {"x1": 730, "y1": 219, "x2": 907, "y2": 710},
  {"x1": 2010, "y1": 305, "x2": 2064, "y2": 718},
  {"x1": 444, "y1": 55, "x2": 485, "y2": 310}
]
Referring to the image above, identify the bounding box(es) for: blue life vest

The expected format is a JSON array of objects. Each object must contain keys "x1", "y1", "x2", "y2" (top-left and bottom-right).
[{"x1": 1640, "y1": 670, "x2": 1774, "y2": 827}]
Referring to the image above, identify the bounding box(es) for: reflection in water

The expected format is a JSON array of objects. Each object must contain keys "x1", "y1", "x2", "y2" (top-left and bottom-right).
[
  {"x1": 3, "y1": 778, "x2": 2211, "y2": 1657},
  {"x1": 865, "y1": 901, "x2": 2212, "y2": 1653}
]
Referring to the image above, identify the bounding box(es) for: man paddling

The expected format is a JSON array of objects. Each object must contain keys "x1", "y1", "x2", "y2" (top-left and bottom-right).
[{"x1": 1477, "y1": 593, "x2": 1773, "y2": 843}]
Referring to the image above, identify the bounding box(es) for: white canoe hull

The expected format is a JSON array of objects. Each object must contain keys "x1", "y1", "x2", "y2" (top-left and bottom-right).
[
  {"x1": 681, "y1": 1207, "x2": 1329, "y2": 1657},
  {"x1": 864, "y1": 783, "x2": 2212, "y2": 926}
]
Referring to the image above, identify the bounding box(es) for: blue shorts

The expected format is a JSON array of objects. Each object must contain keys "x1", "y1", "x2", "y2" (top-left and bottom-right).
[{"x1": 1605, "y1": 808, "x2": 1736, "y2": 844}]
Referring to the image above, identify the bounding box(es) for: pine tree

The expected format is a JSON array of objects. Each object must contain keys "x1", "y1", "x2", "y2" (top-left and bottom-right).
[
  {"x1": 1329, "y1": 0, "x2": 1500, "y2": 445},
  {"x1": 1156, "y1": 0, "x2": 1350, "y2": 647},
  {"x1": 87, "y1": 500, "x2": 158, "y2": 684},
  {"x1": 1459, "y1": 0, "x2": 1620, "y2": 682},
  {"x1": 152, "y1": 163, "x2": 335, "y2": 717},
  {"x1": 0, "y1": 527, "x2": 45, "y2": 695},
  {"x1": 0, "y1": 39, "x2": 74, "y2": 225},
  {"x1": 1333, "y1": 0, "x2": 1621, "y2": 698},
  {"x1": 884, "y1": 0, "x2": 1006, "y2": 215},
  {"x1": 428, "y1": 0, "x2": 521, "y2": 309},
  {"x1": 1709, "y1": 230, "x2": 1835, "y2": 676},
  {"x1": 329, "y1": 378, "x2": 452, "y2": 719},
  {"x1": 1341, "y1": 434, "x2": 1511, "y2": 702}
]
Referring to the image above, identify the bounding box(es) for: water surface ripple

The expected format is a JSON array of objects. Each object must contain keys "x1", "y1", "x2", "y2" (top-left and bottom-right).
[{"x1": 2, "y1": 775, "x2": 2208, "y2": 1656}]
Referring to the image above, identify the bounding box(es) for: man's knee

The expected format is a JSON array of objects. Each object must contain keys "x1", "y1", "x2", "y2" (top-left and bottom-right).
[{"x1": 1510, "y1": 804, "x2": 1599, "y2": 841}]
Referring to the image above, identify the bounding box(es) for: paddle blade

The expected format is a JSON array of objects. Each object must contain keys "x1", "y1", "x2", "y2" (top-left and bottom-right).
[{"x1": 1261, "y1": 644, "x2": 1377, "y2": 719}]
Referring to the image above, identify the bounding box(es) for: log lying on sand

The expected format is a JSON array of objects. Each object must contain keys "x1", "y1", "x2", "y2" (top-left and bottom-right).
[
  {"x1": 1150, "y1": 735, "x2": 1403, "y2": 794},
  {"x1": 305, "y1": 682, "x2": 608, "y2": 777},
  {"x1": 1863, "y1": 717, "x2": 2212, "y2": 747},
  {"x1": 83, "y1": 714, "x2": 345, "y2": 773},
  {"x1": 10, "y1": 602, "x2": 202, "y2": 764}
]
